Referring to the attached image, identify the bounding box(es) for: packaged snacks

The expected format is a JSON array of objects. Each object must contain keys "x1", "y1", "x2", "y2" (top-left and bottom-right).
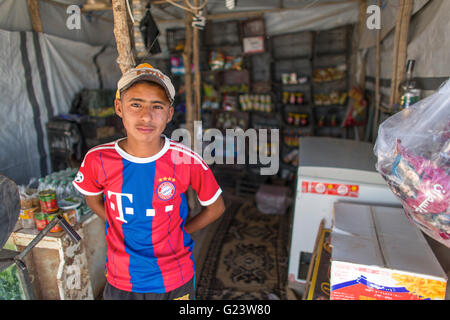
[{"x1": 374, "y1": 80, "x2": 450, "y2": 247}]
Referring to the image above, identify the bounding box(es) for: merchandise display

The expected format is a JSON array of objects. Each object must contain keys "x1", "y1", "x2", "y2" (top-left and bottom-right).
[
  {"x1": 313, "y1": 64, "x2": 346, "y2": 83},
  {"x1": 314, "y1": 91, "x2": 347, "y2": 106},
  {"x1": 375, "y1": 80, "x2": 450, "y2": 247},
  {"x1": 239, "y1": 94, "x2": 273, "y2": 112},
  {"x1": 282, "y1": 92, "x2": 305, "y2": 105},
  {"x1": 17, "y1": 168, "x2": 89, "y2": 232}
]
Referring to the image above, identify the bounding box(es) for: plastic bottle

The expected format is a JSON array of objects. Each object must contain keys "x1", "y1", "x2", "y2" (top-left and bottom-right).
[
  {"x1": 65, "y1": 180, "x2": 77, "y2": 199},
  {"x1": 56, "y1": 180, "x2": 67, "y2": 200},
  {"x1": 37, "y1": 178, "x2": 46, "y2": 193}
]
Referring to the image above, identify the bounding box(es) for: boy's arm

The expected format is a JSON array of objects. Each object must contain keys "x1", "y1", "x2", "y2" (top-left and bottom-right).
[
  {"x1": 184, "y1": 195, "x2": 225, "y2": 234},
  {"x1": 85, "y1": 194, "x2": 107, "y2": 222}
]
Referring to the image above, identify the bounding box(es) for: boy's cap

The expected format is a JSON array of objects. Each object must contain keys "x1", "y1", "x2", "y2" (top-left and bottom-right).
[{"x1": 116, "y1": 63, "x2": 175, "y2": 104}]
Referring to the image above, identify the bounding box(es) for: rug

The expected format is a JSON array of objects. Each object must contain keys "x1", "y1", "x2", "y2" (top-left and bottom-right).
[{"x1": 195, "y1": 199, "x2": 290, "y2": 300}]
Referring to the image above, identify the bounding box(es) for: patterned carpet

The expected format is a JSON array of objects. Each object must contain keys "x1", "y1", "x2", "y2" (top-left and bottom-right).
[{"x1": 195, "y1": 199, "x2": 291, "y2": 300}]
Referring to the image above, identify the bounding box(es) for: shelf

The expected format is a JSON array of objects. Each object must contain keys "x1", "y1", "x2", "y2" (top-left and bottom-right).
[{"x1": 313, "y1": 104, "x2": 346, "y2": 108}]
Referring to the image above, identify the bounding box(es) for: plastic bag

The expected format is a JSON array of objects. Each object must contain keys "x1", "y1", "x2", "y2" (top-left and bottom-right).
[{"x1": 374, "y1": 80, "x2": 450, "y2": 247}]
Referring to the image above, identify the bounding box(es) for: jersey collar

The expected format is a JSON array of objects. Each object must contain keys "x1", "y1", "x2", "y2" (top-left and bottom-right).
[{"x1": 114, "y1": 135, "x2": 170, "y2": 163}]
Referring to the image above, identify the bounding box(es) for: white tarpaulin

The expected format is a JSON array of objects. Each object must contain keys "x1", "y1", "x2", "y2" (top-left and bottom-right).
[
  {"x1": 0, "y1": 29, "x2": 120, "y2": 184},
  {"x1": 363, "y1": 0, "x2": 450, "y2": 99}
]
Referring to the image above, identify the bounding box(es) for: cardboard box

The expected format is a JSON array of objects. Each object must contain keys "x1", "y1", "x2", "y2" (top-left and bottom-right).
[{"x1": 330, "y1": 202, "x2": 447, "y2": 300}]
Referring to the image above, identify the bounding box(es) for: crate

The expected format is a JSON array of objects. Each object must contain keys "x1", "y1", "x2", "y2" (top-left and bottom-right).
[
  {"x1": 166, "y1": 28, "x2": 186, "y2": 53},
  {"x1": 250, "y1": 52, "x2": 271, "y2": 83},
  {"x1": 273, "y1": 58, "x2": 312, "y2": 83},
  {"x1": 205, "y1": 21, "x2": 240, "y2": 47},
  {"x1": 235, "y1": 173, "x2": 268, "y2": 197},
  {"x1": 314, "y1": 26, "x2": 349, "y2": 55},
  {"x1": 271, "y1": 31, "x2": 313, "y2": 60}
]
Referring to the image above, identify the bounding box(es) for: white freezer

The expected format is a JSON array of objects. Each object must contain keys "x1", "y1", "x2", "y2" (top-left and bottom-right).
[{"x1": 287, "y1": 137, "x2": 401, "y2": 293}]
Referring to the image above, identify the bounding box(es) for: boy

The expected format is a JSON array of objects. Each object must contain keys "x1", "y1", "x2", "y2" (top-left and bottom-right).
[{"x1": 72, "y1": 63, "x2": 225, "y2": 300}]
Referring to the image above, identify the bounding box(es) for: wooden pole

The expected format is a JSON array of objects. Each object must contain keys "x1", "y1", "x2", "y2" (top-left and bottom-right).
[
  {"x1": 357, "y1": 0, "x2": 367, "y2": 91},
  {"x1": 372, "y1": 0, "x2": 381, "y2": 142},
  {"x1": 27, "y1": 0, "x2": 43, "y2": 33},
  {"x1": 192, "y1": 0, "x2": 202, "y2": 121},
  {"x1": 112, "y1": 0, "x2": 135, "y2": 74},
  {"x1": 389, "y1": 0, "x2": 413, "y2": 110},
  {"x1": 182, "y1": 10, "x2": 194, "y2": 139}
]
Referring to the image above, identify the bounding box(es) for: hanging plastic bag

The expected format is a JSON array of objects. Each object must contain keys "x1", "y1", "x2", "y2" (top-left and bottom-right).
[{"x1": 374, "y1": 79, "x2": 450, "y2": 247}]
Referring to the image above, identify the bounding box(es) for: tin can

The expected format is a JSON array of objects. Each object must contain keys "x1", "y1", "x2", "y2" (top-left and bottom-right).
[
  {"x1": 47, "y1": 211, "x2": 63, "y2": 233},
  {"x1": 34, "y1": 212, "x2": 48, "y2": 231},
  {"x1": 20, "y1": 207, "x2": 38, "y2": 229},
  {"x1": 62, "y1": 209, "x2": 77, "y2": 227},
  {"x1": 39, "y1": 190, "x2": 58, "y2": 213}
]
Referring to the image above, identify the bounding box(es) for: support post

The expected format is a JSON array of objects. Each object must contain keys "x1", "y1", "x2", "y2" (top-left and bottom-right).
[
  {"x1": 389, "y1": 0, "x2": 413, "y2": 109},
  {"x1": 112, "y1": 0, "x2": 135, "y2": 74},
  {"x1": 27, "y1": 0, "x2": 43, "y2": 33}
]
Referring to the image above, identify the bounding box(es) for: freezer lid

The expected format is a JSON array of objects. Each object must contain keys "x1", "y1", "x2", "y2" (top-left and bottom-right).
[{"x1": 299, "y1": 137, "x2": 378, "y2": 172}]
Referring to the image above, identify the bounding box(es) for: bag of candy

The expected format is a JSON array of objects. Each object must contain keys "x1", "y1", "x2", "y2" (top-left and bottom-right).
[{"x1": 374, "y1": 79, "x2": 450, "y2": 247}]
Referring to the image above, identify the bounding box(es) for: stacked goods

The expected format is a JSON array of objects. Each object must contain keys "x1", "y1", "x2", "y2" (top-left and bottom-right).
[
  {"x1": 313, "y1": 64, "x2": 346, "y2": 83},
  {"x1": 239, "y1": 94, "x2": 273, "y2": 112},
  {"x1": 282, "y1": 92, "x2": 304, "y2": 105},
  {"x1": 17, "y1": 168, "x2": 84, "y2": 233}
]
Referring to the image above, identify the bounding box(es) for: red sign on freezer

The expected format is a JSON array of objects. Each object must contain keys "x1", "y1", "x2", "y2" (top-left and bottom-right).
[{"x1": 301, "y1": 181, "x2": 359, "y2": 198}]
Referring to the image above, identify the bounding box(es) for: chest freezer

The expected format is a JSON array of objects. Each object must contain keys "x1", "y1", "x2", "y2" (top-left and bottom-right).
[{"x1": 288, "y1": 137, "x2": 401, "y2": 292}]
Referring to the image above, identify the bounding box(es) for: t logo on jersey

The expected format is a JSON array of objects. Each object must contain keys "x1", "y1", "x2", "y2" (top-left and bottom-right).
[{"x1": 107, "y1": 191, "x2": 134, "y2": 223}]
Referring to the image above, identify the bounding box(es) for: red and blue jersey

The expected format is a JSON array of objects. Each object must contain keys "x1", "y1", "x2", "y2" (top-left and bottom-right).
[{"x1": 72, "y1": 135, "x2": 222, "y2": 293}]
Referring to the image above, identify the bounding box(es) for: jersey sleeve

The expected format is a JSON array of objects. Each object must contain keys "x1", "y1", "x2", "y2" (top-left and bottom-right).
[
  {"x1": 72, "y1": 151, "x2": 104, "y2": 196},
  {"x1": 190, "y1": 157, "x2": 222, "y2": 206}
]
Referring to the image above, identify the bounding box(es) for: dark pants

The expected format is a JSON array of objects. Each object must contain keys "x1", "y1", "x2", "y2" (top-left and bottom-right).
[{"x1": 103, "y1": 276, "x2": 195, "y2": 300}]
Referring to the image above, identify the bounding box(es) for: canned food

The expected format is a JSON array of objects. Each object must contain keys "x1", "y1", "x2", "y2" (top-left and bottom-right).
[
  {"x1": 39, "y1": 190, "x2": 58, "y2": 213},
  {"x1": 63, "y1": 209, "x2": 77, "y2": 227},
  {"x1": 47, "y1": 211, "x2": 63, "y2": 233},
  {"x1": 34, "y1": 212, "x2": 48, "y2": 231},
  {"x1": 20, "y1": 207, "x2": 38, "y2": 229}
]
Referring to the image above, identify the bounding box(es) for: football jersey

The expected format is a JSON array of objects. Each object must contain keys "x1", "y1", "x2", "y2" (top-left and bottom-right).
[{"x1": 72, "y1": 135, "x2": 222, "y2": 293}]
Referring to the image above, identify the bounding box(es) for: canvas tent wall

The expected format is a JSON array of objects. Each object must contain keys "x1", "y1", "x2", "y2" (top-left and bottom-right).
[{"x1": 358, "y1": 0, "x2": 450, "y2": 118}]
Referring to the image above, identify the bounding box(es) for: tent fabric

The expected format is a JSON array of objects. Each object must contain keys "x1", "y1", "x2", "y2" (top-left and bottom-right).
[
  {"x1": 363, "y1": 0, "x2": 450, "y2": 100},
  {"x1": 358, "y1": 0, "x2": 429, "y2": 50},
  {"x1": 0, "y1": 29, "x2": 121, "y2": 185},
  {"x1": 264, "y1": 1, "x2": 358, "y2": 36}
]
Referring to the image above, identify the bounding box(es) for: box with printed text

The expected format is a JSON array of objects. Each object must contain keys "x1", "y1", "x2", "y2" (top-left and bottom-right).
[{"x1": 330, "y1": 202, "x2": 447, "y2": 300}]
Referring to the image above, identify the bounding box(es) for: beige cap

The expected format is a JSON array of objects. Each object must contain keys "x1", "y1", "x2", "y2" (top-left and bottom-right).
[{"x1": 116, "y1": 63, "x2": 175, "y2": 105}]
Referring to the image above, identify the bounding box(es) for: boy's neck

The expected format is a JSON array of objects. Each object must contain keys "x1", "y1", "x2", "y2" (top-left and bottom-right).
[{"x1": 119, "y1": 136, "x2": 165, "y2": 158}]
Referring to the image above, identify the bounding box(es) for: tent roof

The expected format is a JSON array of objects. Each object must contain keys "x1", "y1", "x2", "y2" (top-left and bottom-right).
[{"x1": 0, "y1": 0, "x2": 359, "y2": 49}]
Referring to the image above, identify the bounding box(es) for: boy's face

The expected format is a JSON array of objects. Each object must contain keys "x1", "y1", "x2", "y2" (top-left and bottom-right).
[{"x1": 115, "y1": 81, "x2": 174, "y2": 145}]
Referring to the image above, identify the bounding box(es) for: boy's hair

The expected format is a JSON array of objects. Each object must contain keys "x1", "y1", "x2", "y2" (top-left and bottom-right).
[{"x1": 116, "y1": 63, "x2": 175, "y2": 105}]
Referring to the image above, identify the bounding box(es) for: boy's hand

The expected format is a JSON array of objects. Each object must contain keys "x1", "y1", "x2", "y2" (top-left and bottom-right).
[{"x1": 184, "y1": 195, "x2": 225, "y2": 234}]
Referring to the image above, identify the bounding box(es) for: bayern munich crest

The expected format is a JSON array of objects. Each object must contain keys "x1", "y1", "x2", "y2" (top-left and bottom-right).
[{"x1": 157, "y1": 177, "x2": 176, "y2": 201}]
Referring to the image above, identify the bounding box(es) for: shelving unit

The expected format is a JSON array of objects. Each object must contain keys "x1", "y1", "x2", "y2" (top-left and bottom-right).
[
  {"x1": 311, "y1": 26, "x2": 351, "y2": 138},
  {"x1": 164, "y1": 21, "x2": 352, "y2": 184},
  {"x1": 270, "y1": 31, "x2": 314, "y2": 181}
]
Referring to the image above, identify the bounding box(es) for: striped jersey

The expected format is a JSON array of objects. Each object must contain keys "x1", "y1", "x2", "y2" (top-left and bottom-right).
[{"x1": 72, "y1": 135, "x2": 222, "y2": 293}]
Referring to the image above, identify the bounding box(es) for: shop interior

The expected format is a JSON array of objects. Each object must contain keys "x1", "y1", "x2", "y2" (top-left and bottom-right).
[{"x1": 0, "y1": 0, "x2": 449, "y2": 301}]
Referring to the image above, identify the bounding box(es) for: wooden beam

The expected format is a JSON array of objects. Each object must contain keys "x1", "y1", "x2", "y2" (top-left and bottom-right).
[
  {"x1": 182, "y1": 10, "x2": 194, "y2": 138},
  {"x1": 112, "y1": 0, "x2": 135, "y2": 74},
  {"x1": 372, "y1": 0, "x2": 381, "y2": 142},
  {"x1": 389, "y1": 0, "x2": 413, "y2": 109},
  {"x1": 193, "y1": 0, "x2": 202, "y2": 121},
  {"x1": 28, "y1": 0, "x2": 43, "y2": 33}
]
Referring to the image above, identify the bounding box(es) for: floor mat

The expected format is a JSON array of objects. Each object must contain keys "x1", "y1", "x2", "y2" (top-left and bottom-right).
[{"x1": 196, "y1": 200, "x2": 290, "y2": 300}]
